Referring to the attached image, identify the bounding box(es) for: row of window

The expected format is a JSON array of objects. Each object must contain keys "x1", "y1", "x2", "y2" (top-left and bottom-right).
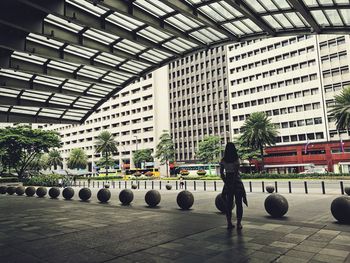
[
  {"x1": 228, "y1": 35, "x2": 312, "y2": 57},
  {"x1": 231, "y1": 73, "x2": 318, "y2": 98},
  {"x1": 319, "y1": 36, "x2": 346, "y2": 50},
  {"x1": 170, "y1": 59, "x2": 226, "y2": 79},
  {"x1": 276, "y1": 117, "x2": 322, "y2": 129},
  {"x1": 231, "y1": 61, "x2": 316, "y2": 85},
  {"x1": 321, "y1": 51, "x2": 347, "y2": 64},
  {"x1": 232, "y1": 88, "x2": 319, "y2": 110},
  {"x1": 322, "y1": 66, "x2": 349, "y2": 78},
  {"x1": 324, "y1": 81, "x2": 350, "y2": 93},
  {"x1": 232, "y1": 102, "x2": 321, "y2": 123},
  {"x1": 230, "y1": 47, "x2": 315, "y2": 73},
  {"x1": 170, "y1": 46, "x2": 225, "y2": 69},
  {"x1": 172, "y1": 113, "x2": 227, "y2": 128}
]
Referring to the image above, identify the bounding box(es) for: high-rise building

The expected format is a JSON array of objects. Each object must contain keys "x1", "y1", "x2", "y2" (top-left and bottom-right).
[
  {"x1": 169, "y1": 46, "x2": 231, "y2": 162},
  {"x1": 43, "y1": 67, "x2": 170, "y2": 171},
  {"x1": 227, "y1": 35, "x2": 350, "y2": 172}
]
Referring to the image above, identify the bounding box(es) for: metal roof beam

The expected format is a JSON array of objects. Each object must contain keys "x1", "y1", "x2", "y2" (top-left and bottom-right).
[
  {"x1": 99, "y1": 0, "x2": 205, "y2": 47},
  {"x1": 161, "y1": 0, "x2": 238, "y2": 41},
  {"x1": 223, "y1": 0, "x2": 276, "y2": 36},
  {"x1": 0, "y1": 95, "x2": 90, "y2": 110},
  {"x1": 0, "y1": 111, "x2": 80, "y2": 124},
  {"x1": 0, "y1": 74, "x2": 104, "y2": 98},
  {"x1": 287, "y1": 0, "x2": 322, "y2": 33}
]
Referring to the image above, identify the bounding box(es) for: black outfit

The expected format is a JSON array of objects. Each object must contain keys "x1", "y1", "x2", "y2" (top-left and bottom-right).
[{"x1": 220, "y1": 160, "x2": 247, "y2": 221}]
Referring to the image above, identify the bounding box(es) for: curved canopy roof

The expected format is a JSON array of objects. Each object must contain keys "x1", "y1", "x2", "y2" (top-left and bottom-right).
[{"x1": 0, "y1": 0, "x2": 349, "y2": 124}]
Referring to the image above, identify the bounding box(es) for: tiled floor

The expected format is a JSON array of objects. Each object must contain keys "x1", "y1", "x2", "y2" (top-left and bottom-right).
[{"x1": 0, "y1": 188, "x2": 349, "y2": 262}]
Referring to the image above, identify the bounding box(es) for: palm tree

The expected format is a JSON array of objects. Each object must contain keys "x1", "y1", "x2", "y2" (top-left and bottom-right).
[
  {"x1": 155, "y1": 131, "x2": 175, "y2": 177},
  {"x1": 329, "y1": 86, "x2": 350, "y2": 131},
  {"x1": 240, "y1": 112, "x2": 278, "y2": 171},
  {"x1": 95, "y1": 131, "x2": 118, "y2": 176},
  {"x1": 67, "y1": 148, "x2": 87, "y2": 170},
  {"x1": 47, "y1": 149, "x2": 63, "y2": 170}
]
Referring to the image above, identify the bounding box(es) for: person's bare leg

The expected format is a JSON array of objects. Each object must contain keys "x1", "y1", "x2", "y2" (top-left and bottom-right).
[
  {"x1": 235, "y1": 194, "x2": 243, "y2": 229},
  {"x1": 225, "y1": 193, "x2": 234, "y2": 229}
]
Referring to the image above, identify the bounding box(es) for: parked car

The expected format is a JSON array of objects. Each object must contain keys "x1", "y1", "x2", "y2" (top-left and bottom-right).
[{"x1": 299, "y1": 167, "x2": 327, "y2": 174}]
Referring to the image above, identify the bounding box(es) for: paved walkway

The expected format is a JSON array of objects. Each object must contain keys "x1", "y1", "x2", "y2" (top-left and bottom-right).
[{"x1": 0, "y1": 189, "x2": 349, "y2": 263}]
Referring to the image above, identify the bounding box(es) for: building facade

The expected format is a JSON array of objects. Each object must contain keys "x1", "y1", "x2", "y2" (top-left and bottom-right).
[
  {"x1": 43, "y1": 67, "x2": 170, "y2": 172},
  {"x1": 227, "y1": 35, "x2": 350, "y2": 172},
  {"x1": 169, "y1": 46, "x2": 231, "y2": 162}
]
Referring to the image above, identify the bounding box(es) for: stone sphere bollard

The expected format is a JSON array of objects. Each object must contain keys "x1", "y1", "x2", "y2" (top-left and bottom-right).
[
  {"x1": 25, "y1": 186, "x2": 36, "y2": 197},
  {"x1": 215, "y1": 193, "x2": 234, "y2": 213},
  {"x1": 131, "y1": 184, "x2": 138, "y2": 189},
  {"x1": 79, "y1": 188, "x2": 91, "y2": 201},
  {"x1": 145, "y1": 190, "x2": 161, "y2": 207},
  {"x1": 7, "y1": 186, "x2": 16, "y2": 195},
  {"x1": 119, "y1": 189, "x2": 134, "y2": 205},
  {"x1": 177, "y1": 190, "x2": 194, "y2": 210},
  {"x1": 15, "y1": 186, "x2": 25, "y2": 196},
  {"x1": 165, "y1": 184, "x2": 172, "y2": 190},
  {"x1": 36, "y1": 187, "x2": 47, "y2": 198},
  {"x1": 49, "y1": 187, "x2": 60, "y2": 199},
  {"x1": 62, "y1": 187, "x2": 74, "y2": 200},
  {"x1": 97, "y1": 188, "x2": 111, "y2": 203},
  {"x1": 331, "y1": 196, "x2": 350, "y2": 224},
  {"x1": 0, "y1": 186, "x2": 8, "y2": 194},
  {"x1": 266, "y1": 185, "x2": 275, "y2": 193},
  {"x1": 345, "y1": 187, "x2": 350, "y2": 196},
  {"x1": 264, "y1": 194, "x2": 289, "y2": 218}
]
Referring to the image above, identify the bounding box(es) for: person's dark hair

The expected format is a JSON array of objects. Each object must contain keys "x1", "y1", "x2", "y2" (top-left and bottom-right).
[{"x1": 223, "y1": 142, "x2": 239, "y2": 163}]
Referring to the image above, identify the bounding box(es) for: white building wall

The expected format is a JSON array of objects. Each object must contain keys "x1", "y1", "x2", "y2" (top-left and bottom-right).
[
  {"x1": 43, "y1": 66, "x2": 170, "y2": 172},
  {"x1": 227, "y1": 35, "x2": 350, "y2": 146}
]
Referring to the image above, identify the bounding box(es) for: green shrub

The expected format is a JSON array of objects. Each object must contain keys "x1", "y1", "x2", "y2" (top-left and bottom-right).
[
  {"x1": 0, "y1": 177, "x2": 19, "y2": 183},
  {"x1": 23, "y1": 174, "x2": 63, "y2": 187}
]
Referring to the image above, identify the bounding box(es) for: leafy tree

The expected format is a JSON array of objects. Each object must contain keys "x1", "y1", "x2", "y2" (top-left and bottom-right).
[
  {"x1": 67, "y1": 148, "x2": 87, "y2": 170},
  {"x1": 155, "y1": 131, "x2": 175, "y2": 177},
  {"x1": 196, "y1": 136, "x2": 222, "y2": 163},
  {"x1": 47, "y1": 149, "x2": 63, "y2": 170},
  {"x1": 95, "y1": 156, "x2": 117, "y2": 169},
  {"x1": 329, "y1": 86, "x2": 350, "y2": 131},
  {"x1": 95, "y1": 131, "x2": 118, "y2": 176},
  {"x1": 133, "y1": 149, "x2": 153, "y2": 168},
  {"x1": 235, "y1": 137, "x2": 261, "y2": 173},
  {"x1": 0, "y1": 126, "x2": 61, "y2": 179},
  {"x1": 240, "y1": 112, "x2": 278, "y2": 171}
]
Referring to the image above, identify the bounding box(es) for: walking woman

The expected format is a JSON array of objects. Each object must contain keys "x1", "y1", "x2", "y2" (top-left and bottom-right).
[{"x1": 220, "y1": 142, "x2": 248, "y2": 230}]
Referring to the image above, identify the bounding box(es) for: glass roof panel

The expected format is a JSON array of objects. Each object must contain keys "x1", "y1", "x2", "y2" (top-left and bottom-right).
[
  {"x1": 222, "y1": 23, "x2": 243, "y2": 35},
  {"x1": 243, "y1": 19, "x2": 263, "y2": 32},
  {"x1": 64, "y1": 45, "x2": 96, "y2": 59},
  {"x1": 66, "y1": 0, "x2": 108, "y2": 16},
  {"x1": 324, "y1": 10, "x2": 344, "y2": 26},
  {"x1": 258, "y1": 0, "x2": 279, "y2": 11},
  {"x1": 107, "y1": 12, "x2": 145, "y2": 31},
  {"x1": 166, "y1": 14, "x2": 203, "y2": 32},
  {"x1": 199, "y1": 5, "x2": 226, "y2": 22},
  {"x1": 285, "y1": 12, "x2": 309, "y2": 27},
  {"x1": 263, "y1": 15, "x2": 283, "y2": 29},
  {"x1": 340, "y1": 9, "x2": 350, "y2": 25},
  {"x1": 134, "y1": 0, "x2": 174, "y2": 17},
  {"x1": 84, "y1": 28, "x2": 120, "y2": 45},
  {"x1": 138, "y1": 26, "x2": 172, "y2": 43},
  {"x1": 11, "y1": 52, "x2": 46, "y2": 65},
  {"x1": 274, "y1": 0, "x2": 292, "y2": 9},
  {"x1": 311, "y1": 10, "x2": 330, "y2": 26},
  {"x1": 245, "y1": 0, "x2": 266, "y2": 12},
  {"x1": 45, "y1": 15, "x2": 83, "y2": 33},
  {"x1": 273, "y1": 14, "x2": 294, "y2": 28},
  {"x1": 231, "y1": 21, "x2": 254, "y2": 34},
  {"x1": 114, "y1": 40, "x2": 147, "y2": 55},
  {"x1": 27, "y1": 34, "x2": 63, "y2": 49}
]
